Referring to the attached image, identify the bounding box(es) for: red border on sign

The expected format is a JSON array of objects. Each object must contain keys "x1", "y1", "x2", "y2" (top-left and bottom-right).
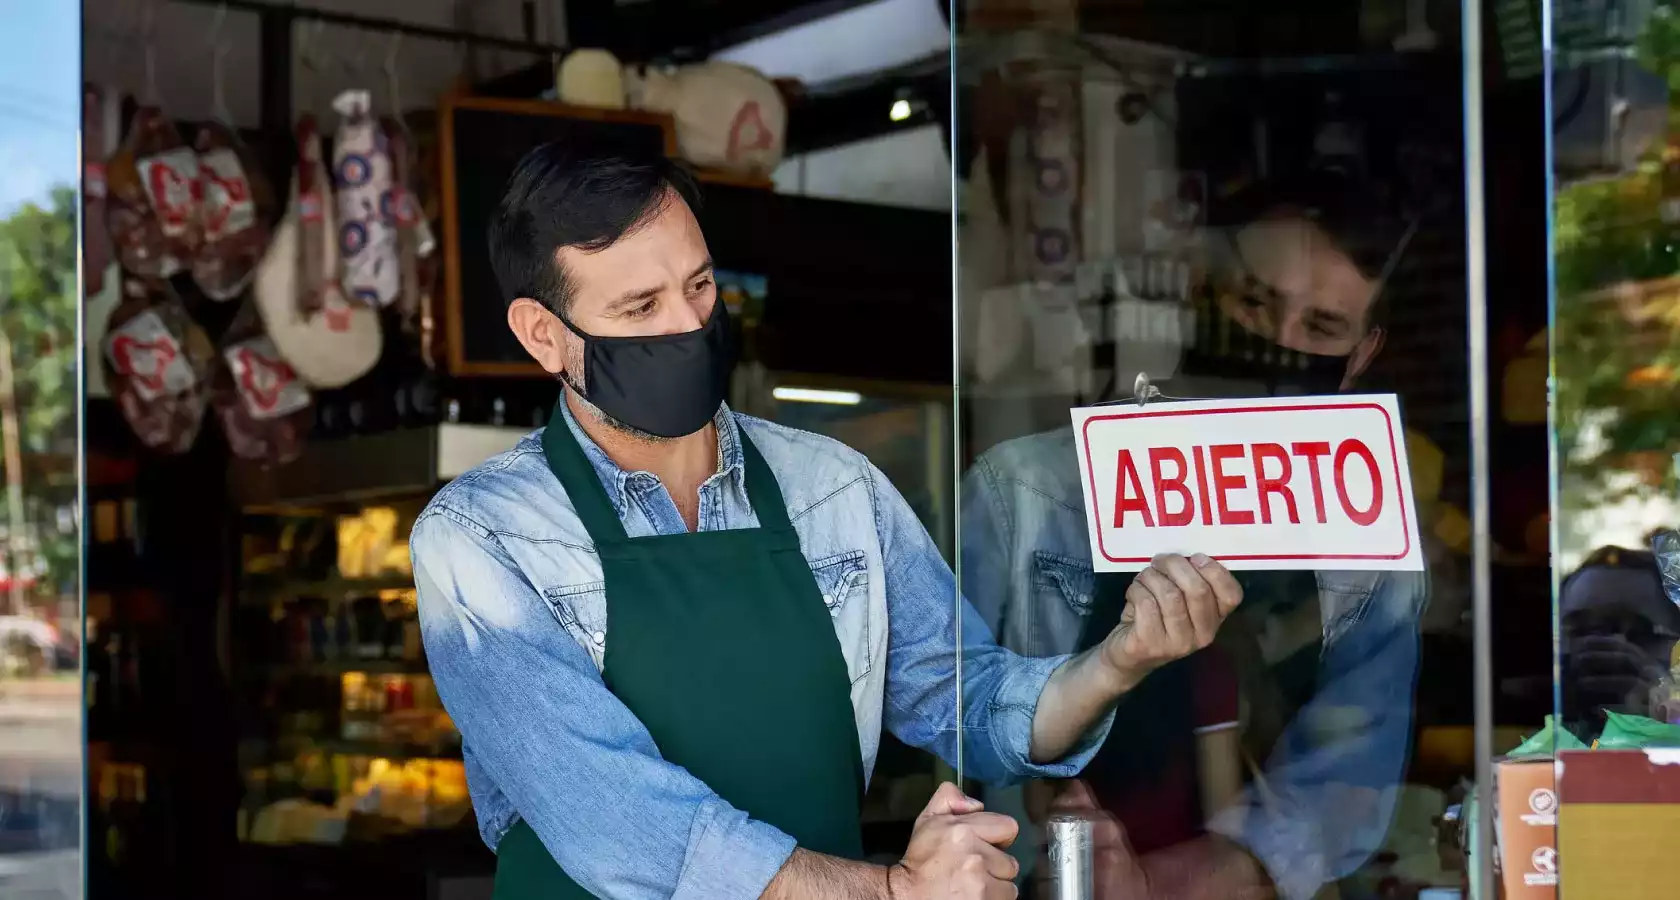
[{"x1": 1079, "y1": 401, "x2": 1413, "y2": 564}]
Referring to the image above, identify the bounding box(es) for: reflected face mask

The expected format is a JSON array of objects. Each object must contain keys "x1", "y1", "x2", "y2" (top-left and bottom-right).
[
  {"x1": 558, "y1": 300, "x2": 735, "y2": 439},
  {"x1": 1164, "y1": 308, "x2": 1353, "y2": 399}
]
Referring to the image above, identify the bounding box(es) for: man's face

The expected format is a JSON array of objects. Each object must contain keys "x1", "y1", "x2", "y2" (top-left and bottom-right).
[
  {"x1": 1220, "y1": 214, "x2": 1381, "y2": 360},
  {"x1": 507, "y1": 189, "x2": 717, "y2": 393}
]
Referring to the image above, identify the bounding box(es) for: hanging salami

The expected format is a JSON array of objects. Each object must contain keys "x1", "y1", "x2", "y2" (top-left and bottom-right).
[
  {"x1": 332, "y1": 90, "x2": 399, "y2": 307},
  {"x1": 191, "y1": 121, "x2": 276, "y2": 300},
  {"x1": 211, "y1": 305, "x2": 313, "y2": 465},
  {"x1": 105, "y1": 107, "x2": 204, "y2": 278},
  {"x1": 252, "y1": 115, "x2": 381, "y2": 390},
  {"x1": 102, "y1": 277, "x2": 213, "y2": 454},
  {"x1": 82, "y1": 84, "x2": 120, "y2": 296}
]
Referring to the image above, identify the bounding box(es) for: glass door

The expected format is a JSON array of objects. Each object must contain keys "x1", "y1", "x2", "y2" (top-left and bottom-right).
[{"x1": 951, "y1": 2, "x2": 1493, "y2": 897}]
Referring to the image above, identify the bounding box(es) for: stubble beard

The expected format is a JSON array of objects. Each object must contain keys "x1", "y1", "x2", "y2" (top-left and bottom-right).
[{"x1": 558, "y1": 369, "x2": 674, "y2": 445}]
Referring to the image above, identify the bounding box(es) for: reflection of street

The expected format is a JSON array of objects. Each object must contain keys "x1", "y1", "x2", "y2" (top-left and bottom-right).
[{"x1": 0, "y1": 677, "x2": 81, "y2": 900}]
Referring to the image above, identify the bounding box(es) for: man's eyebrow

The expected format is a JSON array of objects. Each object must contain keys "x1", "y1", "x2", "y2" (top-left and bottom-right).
[
  {"x1": 605, "y1": 260, "x2": 715, "y2": 312},
  {"x1": 1303, "y1": 306, "x2": 1353, "y2": 335}
]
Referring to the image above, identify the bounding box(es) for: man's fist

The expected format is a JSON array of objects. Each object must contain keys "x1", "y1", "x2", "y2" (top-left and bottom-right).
[
  {"x1": 894, "y1": 783, "x2": 1021, "y2": 900},
  {"x1": 1100, "y1": 553, "x2": 1242, "y2": 691}
]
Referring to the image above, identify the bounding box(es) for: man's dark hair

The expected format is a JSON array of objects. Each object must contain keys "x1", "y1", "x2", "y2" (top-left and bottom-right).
[{"x1": 487, "y1": 140, "x2": 702, "y2": 315}]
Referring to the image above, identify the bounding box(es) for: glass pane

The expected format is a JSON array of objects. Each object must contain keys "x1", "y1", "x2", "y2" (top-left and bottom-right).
[
  {"x1": 0, "y1": 2, "x2": 83, "y2": 899},
  {"x1": 953, "y1": 4, "x2": 1481, "y2": 898},
  {"x1": 1548, "y1": 0, "x2": 1680, "y2": 892}
]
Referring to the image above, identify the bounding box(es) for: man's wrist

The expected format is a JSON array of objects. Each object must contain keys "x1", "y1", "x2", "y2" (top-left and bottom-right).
[{"x1": 1091, "y1": 646, "x2": 1146, "y2": 701}]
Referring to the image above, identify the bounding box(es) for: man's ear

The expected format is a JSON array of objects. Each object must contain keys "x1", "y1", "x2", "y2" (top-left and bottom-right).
[
  {"x1": 1342, "y1": 327, "x2": 1386, "y2": 389},
  {"x1": 507, "y1": 298, "x2": 567, "y2": 375}
]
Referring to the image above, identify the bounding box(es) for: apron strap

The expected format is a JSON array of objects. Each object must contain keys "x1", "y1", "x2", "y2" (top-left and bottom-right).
[
  {"x1": 542, "y1": 401, "x2": 631, "y2": 543},
  {"x1": 738, "y1": 430, "x2": 794, "y2": 532}
]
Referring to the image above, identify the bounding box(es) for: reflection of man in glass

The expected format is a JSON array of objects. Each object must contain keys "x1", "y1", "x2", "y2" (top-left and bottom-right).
[
  {"x1": 1559, "y1": 542, "x2": 1680, "y2": 737},
  {"x1": 963, "y1": 172, "x2": 1428, "y2": 900}
]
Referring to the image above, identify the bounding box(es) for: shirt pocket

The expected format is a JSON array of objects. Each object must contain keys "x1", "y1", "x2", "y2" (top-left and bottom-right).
[
  {"x1": 809, "y1": 550, "x2": 872, "y2": 685},
  {"x1": 544, "y1": 583, "x2": 608, "y2": 670},
  {"x1": 1032, "y1": 550, "x2": 1096, "y2": 617}
]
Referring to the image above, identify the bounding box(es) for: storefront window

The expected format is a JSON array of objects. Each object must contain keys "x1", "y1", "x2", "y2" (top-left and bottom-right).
[
  {"x1": 1548, "y1": 1, "x2": 1680, "y2": 892},
  {"x1": 0, "y1": 3, "x2": 82, "y2": 898},
  {"x1": 953, "y1": 3, "x2": 1483, "y2": 897}
]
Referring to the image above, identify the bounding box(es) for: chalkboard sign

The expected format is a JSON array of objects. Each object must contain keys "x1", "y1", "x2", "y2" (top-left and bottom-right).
[{"x1": 440, "y1": 97, "x2": 676, "y2": 376}]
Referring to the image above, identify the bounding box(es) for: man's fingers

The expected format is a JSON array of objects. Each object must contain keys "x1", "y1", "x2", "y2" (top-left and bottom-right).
[
  {"x1": 1191, "y1": 552, "x2": 1244, "y2": 615},
  {"x1": 954, "y1": 810, "x2": 1020, "y2": 849},
  {"x1": 1050, "y1": 779, "x2": 1102, "y2": 813},
  {"x1": 1152, "y1": 553, "x2": 1222, "y2": 646},
  {"x1": 1137, "y1": 565, "x2": 1194, "y2": 651},
  {"x1": 1122, "y1": 578, "x2": 1167, "y2": 650},
  {"x1": 968, "y1": 838, "x2": 1021, "y2": 881},
  {"x1": 921, "y1": 782, "x2": 983, "y2": 821}
]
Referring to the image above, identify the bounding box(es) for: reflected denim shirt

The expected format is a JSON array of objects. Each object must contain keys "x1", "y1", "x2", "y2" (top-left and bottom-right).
[
  {"x1": 413, "y1": 402, "x2": 1112, "y2": 900},
  {"x1": 962, "y1": 428, "x2": 1427, "y2": 900}
]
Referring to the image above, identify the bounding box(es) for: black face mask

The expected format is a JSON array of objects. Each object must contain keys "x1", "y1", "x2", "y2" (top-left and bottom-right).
[
  {"x1": 558, "y1": 300, "x2": 735, "y2": 438},
  {"x1": 1161, "y1": 305, "x2": 1352, "y2": 399}
]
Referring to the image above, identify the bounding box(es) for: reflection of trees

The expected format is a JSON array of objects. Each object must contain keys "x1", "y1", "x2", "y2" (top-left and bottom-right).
[
  {"x1": 1551, "y1": 6, "x2": 1680, "y2": 501},
  {"x1": 0, "y1": 186, "x2": 78, "y2": 612}
]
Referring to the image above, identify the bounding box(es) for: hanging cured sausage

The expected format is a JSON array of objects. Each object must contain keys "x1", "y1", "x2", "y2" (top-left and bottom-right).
[
  {"x1": 332, "y1": 90, "x2": 399, "y2": 307},
  {"x1": 252, "y1": 115, "x2": 381, "y2": 390}
]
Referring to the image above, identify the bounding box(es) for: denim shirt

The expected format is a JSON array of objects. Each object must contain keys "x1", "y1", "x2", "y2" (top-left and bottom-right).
[
  {"x1": 412, "y1": 402, "x2": 1112, "y2": 900},
  {"x1": 962, "y1": 428, "x2": 1427, "y2": 900}
]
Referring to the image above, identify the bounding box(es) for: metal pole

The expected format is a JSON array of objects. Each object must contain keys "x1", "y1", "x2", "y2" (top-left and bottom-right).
[
  {"x1": 0, "y1": 326, "x2": 29, "y2": 616},
  {"x1": 1461, "y1": 2, "x2": 1496, "y2": 900}
]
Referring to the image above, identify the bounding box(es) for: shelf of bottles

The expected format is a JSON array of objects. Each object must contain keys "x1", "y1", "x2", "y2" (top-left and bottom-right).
[{"x1": 236, "y1": 501, "x2": 470, "y2": 847}]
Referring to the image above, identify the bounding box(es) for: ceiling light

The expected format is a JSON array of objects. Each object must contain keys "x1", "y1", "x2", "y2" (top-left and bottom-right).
[
  {"x1": 889, "y1": 99, "x2": 912, "y2": 122},
  {"x1": 773, "y1": 387, "x2": 864, "y2": 405}
]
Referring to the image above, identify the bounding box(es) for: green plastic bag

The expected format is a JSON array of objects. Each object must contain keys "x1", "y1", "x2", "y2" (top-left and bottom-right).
[
  {"x1": 1509, "y1": 715, "x2": 1588, "y2": 757},
  {"x1": 1595, "y1": 710, "x2": 1680, "y2": 749}
]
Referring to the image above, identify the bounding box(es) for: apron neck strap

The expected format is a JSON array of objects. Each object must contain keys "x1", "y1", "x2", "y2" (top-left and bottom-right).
[
  {"x1": 542, "y1": 398, "x2": 631, "y2": 543},
  {"x1": 542, "y1": 397, "x2": 794, "y2": 540}
]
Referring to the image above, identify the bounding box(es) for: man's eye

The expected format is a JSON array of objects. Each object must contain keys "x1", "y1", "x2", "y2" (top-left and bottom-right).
[
  {"x1": 625, "y1": 300, "x2": 658, "y2": 319},
  {"x1": 689, "y1": 277, "x2": 714, "y2": 294}
]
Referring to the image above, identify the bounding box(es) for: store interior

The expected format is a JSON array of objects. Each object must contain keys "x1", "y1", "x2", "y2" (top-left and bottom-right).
[{"x1": 54, "y1": 0, "x2": 1678, "y2": 899}]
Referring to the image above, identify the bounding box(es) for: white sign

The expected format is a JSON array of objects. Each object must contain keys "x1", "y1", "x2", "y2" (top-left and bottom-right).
[{"x1": 1071, "y1": 395, "x2": 1423, "y2": 572}]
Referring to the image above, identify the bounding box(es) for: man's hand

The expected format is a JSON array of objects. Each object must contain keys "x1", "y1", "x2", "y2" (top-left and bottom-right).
[
  {"x1": 893, "y1": 783, "x2": 1021, "y2": 900},
  {"x1": 1100, "y1": 553, "x2": 1243, "y2": 694}
]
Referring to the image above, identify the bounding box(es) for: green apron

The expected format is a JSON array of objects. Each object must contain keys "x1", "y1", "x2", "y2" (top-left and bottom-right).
[{"x1": 492, "y1": 409, "x2": 867, "y2": 899}]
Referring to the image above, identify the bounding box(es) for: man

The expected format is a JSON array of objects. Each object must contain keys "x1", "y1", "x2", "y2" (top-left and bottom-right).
[
  {"x1": 411, "y1": 140, "x2": 1246, "y2": 900},
  {"x1": 962, "y1": 171, "x2": 1429, "y2": 900}
]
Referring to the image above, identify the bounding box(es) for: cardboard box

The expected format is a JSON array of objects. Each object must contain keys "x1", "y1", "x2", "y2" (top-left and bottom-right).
[
  {"x1": 1494, "y1": 757, "x2": 1558, "y2": 900},
  {"x1": 1557, "y1": 749, "x2": 1680, "y2": 900}
]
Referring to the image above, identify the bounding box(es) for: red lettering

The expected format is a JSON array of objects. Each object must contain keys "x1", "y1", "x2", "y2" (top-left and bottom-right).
[
  {"x1": 1191, "y1": 445, "x2": 1213, "y2": 525},
  {"x1": 1291, "y1": 441, "x2": 1332, "y2": 523},
  {"x1": 1333, "y1": 439, "x2": 1384, "y2": 526},
  {"x1": 1208, "y1": 444, "x2": 1255, "y2": 525},
  {"x1": 1113, "y1": 449, "x2": 1155, "y2": 528},
  {"x1": 1149, "y1": 447, "x2": 1194, "y2": 527},
  {"x1": 1251, "y1": 443, "x2": 1299, "y2": 524}
]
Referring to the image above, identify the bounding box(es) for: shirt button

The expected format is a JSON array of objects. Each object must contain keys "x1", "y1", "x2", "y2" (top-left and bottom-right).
[
  {"x1": 592, "y1": 631, "x2": 606, "y2": 645},
  {"x1": 822, "y1": 594, "x2": 836, "y2": 608},
  {"x1": 1077, "y1": 593, "x2": 1091, "y2": 606}
]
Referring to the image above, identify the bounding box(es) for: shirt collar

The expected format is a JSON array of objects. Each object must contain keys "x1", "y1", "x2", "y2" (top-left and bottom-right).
[{"x1": 556, "y1": 399, "x2": 747, "y2": 518}]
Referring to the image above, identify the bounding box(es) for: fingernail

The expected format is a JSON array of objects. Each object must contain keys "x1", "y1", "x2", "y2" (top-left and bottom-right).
[{"x1": 1192, "y1": 553, "x2": 1212, "y2": 568}]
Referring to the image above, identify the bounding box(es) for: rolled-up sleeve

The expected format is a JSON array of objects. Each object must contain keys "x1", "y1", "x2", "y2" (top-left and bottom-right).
[
  {"x1": 412, "y1": 508, "x2": 794, "y2": 900},
  {"x1": 868, "y1": 463, "x2": 1114, "y2": 786}
]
